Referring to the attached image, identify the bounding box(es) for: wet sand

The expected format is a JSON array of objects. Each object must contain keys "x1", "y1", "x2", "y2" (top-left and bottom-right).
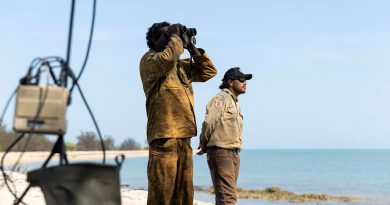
[{"x1": 197, "y1": 186, "x2": 361, "y2": 203}]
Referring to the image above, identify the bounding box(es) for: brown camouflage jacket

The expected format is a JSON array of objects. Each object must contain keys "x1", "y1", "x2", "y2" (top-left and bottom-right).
[{"x1": 140, "y1": 35, "x2": 217, "y2": 143}]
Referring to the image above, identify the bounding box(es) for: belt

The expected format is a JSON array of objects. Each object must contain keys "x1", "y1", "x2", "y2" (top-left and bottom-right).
[{"x1": 207, "y1": 146, "x2": 240, "y2": 154}]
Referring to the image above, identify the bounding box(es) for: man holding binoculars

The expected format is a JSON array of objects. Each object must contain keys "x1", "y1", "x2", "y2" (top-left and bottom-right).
[{"x1": 139, "y1": 22, "x2": 217, "y2": 205}]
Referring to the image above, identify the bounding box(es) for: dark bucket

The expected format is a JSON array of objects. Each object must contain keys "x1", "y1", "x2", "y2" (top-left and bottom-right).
[{"x1": 27, "y1": 163, "x2": 122, "y2": 205}]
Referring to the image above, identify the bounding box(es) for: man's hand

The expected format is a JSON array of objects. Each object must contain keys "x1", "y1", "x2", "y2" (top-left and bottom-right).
[
  {"x1": 167, "y1": 24, "x2": 182, "y2": 37},
  {"x1": 186, "y1": 42, "x2": 201, "y2": 56},
  {"x1": 196, "y1": 146, "x2": 206, "y2": 155}
]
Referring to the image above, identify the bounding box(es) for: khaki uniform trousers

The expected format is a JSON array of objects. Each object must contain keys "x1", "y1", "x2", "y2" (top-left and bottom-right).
[
  {"x1": 147, "y1": 138, "x2": 193, "y2": 205},
  {"x1": 207, "y1": 147, "x2": 240, "y2": 205}
]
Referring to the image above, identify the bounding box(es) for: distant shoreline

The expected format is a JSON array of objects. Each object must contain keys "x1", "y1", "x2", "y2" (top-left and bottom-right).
[{"x1": 0, "y1": 150, "x2": 149, "y2": 166}]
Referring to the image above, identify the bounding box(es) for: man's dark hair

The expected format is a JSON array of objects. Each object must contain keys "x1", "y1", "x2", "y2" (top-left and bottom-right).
[
  {"x1": 146, "y1": 21, "x2": 171, "y2": 49},
  {"x1": 219, "y1": 80, "x2": 229, "y2": 89}
]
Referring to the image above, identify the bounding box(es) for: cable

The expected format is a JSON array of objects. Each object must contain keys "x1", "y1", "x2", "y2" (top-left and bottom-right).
[
  {"x1": 0, "y1": 133, "x2": 26, "y2": 201},
  {"x1": 6, "y1": 134, "x2": 33, "y2": 203},
  {"x1": 10, "y1": 135, "x2": 32, "y2": 174},
  {"x1": 0, "y1": 133, "x2": 30, "y2": 205},
  {"x1": 66, "y1": 0, "x2": 76, "y2": 68},
  {"x1": 76, "y1": 0, "x2": 96, "y2": 81},
  {"x1": 74, "y1": 81, "x2": 106, "y2": 164},
  {"x1": 0, "y1": 87, "x2": 18, "y2": 127},
  {"x1": 66, "y1": 0, "x2": 106, "y2": 163},
  {"x1": 2, "y1": 85, "x2": 49, "y2": 204},
  {"x1": 69, "y1": 0, "x2": 96, "y2": 92}
]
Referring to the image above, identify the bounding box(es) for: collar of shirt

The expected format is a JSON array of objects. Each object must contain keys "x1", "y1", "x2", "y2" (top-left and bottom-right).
[{"x1": 222, "y1": 88, "x2": 238, "y2": 102}]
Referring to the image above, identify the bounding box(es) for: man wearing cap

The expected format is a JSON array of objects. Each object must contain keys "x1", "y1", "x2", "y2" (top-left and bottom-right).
[{"x1": 197, "y1": 67, "x2": 252, "y2": 205}]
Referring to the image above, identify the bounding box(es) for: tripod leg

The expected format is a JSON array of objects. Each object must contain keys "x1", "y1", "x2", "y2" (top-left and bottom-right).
[
  {"x1": 41, "y1": 151, "x2": 56, "y2": 168},
  {"x1": 16, "y1": 134, "x2": 69, "y2": 204},
  {"x1": 57, "y1": 134, "x2": 68, "y2": 165},
  {"x1": 41, "y1": 134, "x2": 69, "y2": 167}
]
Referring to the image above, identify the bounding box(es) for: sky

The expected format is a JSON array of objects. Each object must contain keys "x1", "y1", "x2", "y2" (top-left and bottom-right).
[{"x1": 1, "y1": 0, "x2": 389, "y2": 149}]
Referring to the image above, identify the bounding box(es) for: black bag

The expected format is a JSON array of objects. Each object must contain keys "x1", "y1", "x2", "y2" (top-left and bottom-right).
[{"x1": 27, "y1": 163, "x2": 122, "y2": 205}]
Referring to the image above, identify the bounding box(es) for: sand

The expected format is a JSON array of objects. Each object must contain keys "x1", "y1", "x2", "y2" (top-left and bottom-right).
[
  {"x1": 0, "y1": 150, "x2": 149, "y2": 166},
  {"x1": 0, "y1": 151, "x2": 212, "y2": 205}
]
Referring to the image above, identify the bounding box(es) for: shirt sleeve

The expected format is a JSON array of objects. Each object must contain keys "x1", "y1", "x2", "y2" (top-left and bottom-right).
[
  {"x1": 181, "y1": 49, "x2": 217, "y2": 82},
  {"x1": 199, "y1": 96, "x2": 225, "y2": 150},
  {"x1": 145, "y1": 35, "x2": 184, "y2": 78}
]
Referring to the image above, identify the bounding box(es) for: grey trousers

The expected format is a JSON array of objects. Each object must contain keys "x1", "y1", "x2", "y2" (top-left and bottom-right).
[{"x1": 207, "y1": 147, "x2": 240, "y2": 205}]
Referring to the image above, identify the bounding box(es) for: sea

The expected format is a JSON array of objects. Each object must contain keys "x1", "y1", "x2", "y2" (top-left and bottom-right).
[
  {"x1": 12, "y1": 149, "x2": 390, "y2": 205},
  {"x1": 118, "y1": 149, "x2": 390, "y2": 205}
]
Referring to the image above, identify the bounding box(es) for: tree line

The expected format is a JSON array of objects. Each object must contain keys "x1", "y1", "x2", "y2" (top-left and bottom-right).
[{"x1": 0, "y1": 126, "x2": 143, "y2": 152}]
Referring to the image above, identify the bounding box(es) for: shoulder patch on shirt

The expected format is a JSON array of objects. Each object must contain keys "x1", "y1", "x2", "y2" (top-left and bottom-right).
[
  {"x1": 214, "y1": 99, "x2": 224, "y2": 108},
  {"x1": 227, "y1": 106, "x2": 235, "y2": 113}
]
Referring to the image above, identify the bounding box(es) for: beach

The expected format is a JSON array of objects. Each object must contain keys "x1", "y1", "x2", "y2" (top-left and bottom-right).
[
  {"x1": 0, "y1": 150, "x2": 212, "y2": 205},
  {"x1": 0, "y1": 150, "x2": 149, "y2": 166}
]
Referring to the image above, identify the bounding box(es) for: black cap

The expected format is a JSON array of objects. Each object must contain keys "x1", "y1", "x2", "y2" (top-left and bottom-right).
[{"x1": 222, "y1": 67, "x2": 252, "y2": 81}]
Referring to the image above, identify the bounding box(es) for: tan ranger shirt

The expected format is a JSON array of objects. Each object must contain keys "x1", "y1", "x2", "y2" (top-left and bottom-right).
[
  {"x1": 140, "y1": 35, "x2": 217, "y2": 143},
  {"x1": 199, "y1": 89, "x2": 243, "y2": 150}
]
